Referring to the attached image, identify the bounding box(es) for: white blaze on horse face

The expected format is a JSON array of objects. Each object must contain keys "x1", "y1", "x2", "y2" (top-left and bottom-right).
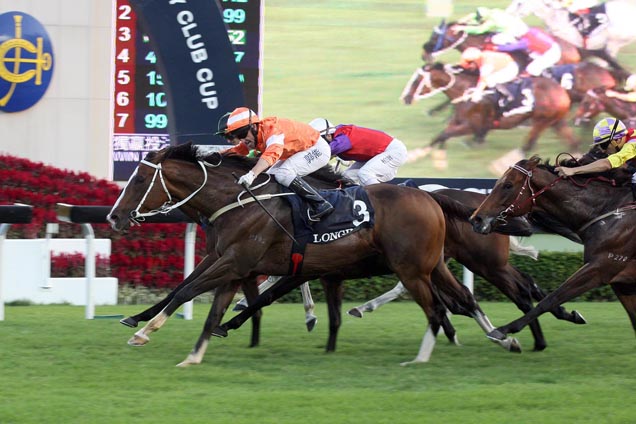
[{"x1": 107, "y1": 166, "x2": 141, "y2": 226}]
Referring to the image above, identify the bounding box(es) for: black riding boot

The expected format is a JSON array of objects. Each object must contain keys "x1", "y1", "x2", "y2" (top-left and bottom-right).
[
  {"x1": 289, "y1": 177, "x2": 334, "y2": 221},
  {"x1": 631, "y1": 183, "x2": 636, "y2": 202}
]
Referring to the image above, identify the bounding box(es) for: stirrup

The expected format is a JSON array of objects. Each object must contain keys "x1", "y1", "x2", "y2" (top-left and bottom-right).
[{"x1": 307, "y1": 203, "x2": 334, "y2": 222}]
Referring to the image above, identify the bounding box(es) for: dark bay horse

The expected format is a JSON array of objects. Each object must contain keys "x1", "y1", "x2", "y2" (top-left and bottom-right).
[
  {"x1": 543, "y1": 62, "x2": 617, "y2": 104},
  {"x1": 574, "y1": 87, "x2": 636, "y2": 127},
  {"x1": 347, "y1": 188, "x2": 585, "y2": 351},
  {"x1": 107, "y1": 143, "x2": 521, "y2": 364},
  {"x1": 400, "y1": 62, "x2": 579, "y2": 156},
  {"x1": 469, "y1": 156, "x2": 636, "y2": 343},
  {"x1": 421, "y1": 20, "x2": 581, "y2": 65}
]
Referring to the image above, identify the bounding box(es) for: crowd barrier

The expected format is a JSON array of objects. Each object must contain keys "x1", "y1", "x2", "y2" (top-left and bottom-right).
[
  {"x1": 55, "y1": 203, "x2": 198, "y2": 320},
  {"x1": 0, "y1": 204, "x2": 34, "y2": 321}
]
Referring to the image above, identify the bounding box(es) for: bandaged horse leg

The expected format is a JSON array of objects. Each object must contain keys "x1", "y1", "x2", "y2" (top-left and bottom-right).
[{"x1": 347, "y1": 282, "x2": 406, "y2": 317}]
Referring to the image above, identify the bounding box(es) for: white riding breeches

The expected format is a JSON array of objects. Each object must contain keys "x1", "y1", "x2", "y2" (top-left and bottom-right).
[
  {"x1": 267, "y1": 136, "x2": 331, "y2": 187},
  {"x1": 343, "y1": 138, "x2": 408, "y2": 186},
  {"x1": 483, "y1": 62, "x2": 520, "y2": 87},
  {"x1": 527, "y1": 44, "x2": 562, "y2": 76}
]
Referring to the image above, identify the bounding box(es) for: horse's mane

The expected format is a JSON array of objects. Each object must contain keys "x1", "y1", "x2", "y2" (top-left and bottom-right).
[{"x1": 525, "y1": 154, "x2": 632, "y2": 187}]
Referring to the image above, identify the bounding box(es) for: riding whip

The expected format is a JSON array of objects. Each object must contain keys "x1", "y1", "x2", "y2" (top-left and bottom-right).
[{"x1": 232, "y1": 172, "x2": 298, "y2": 245}]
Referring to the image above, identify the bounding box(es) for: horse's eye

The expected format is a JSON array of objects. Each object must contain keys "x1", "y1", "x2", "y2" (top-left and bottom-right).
[
  {"x1": 133, "y1": 174, "x2": 145, "y2": 184},
  {"x1": 503, "y1": 182, "x2": 514, "y2": 190}
]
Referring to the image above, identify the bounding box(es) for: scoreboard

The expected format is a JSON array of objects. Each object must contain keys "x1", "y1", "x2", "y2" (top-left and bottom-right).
[{"x1": 111, "y1": 0, "x2": 263, "y2": 181}]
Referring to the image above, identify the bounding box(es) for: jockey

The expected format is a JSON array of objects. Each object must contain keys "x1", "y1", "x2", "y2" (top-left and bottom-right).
[
  {"x1": 606, "y1": 74, "x2": 636, "y2": 102},
  {"x1": 453, "y1": 7, "x2": 529, "y2": 42},
  {"x1": 459, "y1": 47, "x2": 519, "y2": 103},
  {"x1": 217, "y1": 107, "x2": 334, "y2": 221},
  {"x1": 556, "y1": 117, "x2": 636, "y2": 199},
  {"x1": 491, "y1": 27, "x2": 562, "y2": 77},
  {"x1": 308, "y1": 118, "x2": 408, "y2": 186}
]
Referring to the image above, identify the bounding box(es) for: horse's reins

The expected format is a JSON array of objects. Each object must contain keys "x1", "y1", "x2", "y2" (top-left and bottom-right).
[
  {"x1": 496, "y1": 164, "x2": 562, "y2": 223},
  {"x1": 500, "y1": 162, "x2": 636, "y2": 233},
  {"x1": 402, "y1": 66, "x2": 457, "y2": 102},
  {"x1": 128, "y1": 159, "x2": 209, "y2": 225},
  {"x1": 430, "y1": 25, "x2": 467, "y2": 58},
  {"x1": 129, "y1": 158, "x2": 298, "y2": 243}
]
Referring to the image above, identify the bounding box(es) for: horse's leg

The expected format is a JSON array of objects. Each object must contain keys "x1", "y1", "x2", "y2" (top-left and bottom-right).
[
  {"x1": 120, "y1": 254, "x2": 216, "y2": 328},
  {"x1": 213, "y1": 276, "x2": 308, "y2": 337},
  {"x1": 347, "y1": 281, "x2": 406, "y2": 318},
  {"x1": 431, "y1": 261, "x2": 522, "y2": 353},
  {"x1": 610, "y1": 282, "x2": 636, "y2": 335},
  {"x1": 487, "y1": 263, "x2": 603, "y2": 341},
  {"x1": 521, "y1": 120, "x2": 550, "y2": 153},
  {"x1": 176, "y1": 280, "x2": 243, "y2": 366},
  {"x1": 233, "y1": 275, "x2": 280, "y2": 311},
  {"x1": 322, "y1": 277, "x2": 344, "y2": 352},
  {"x1": 130, "y1": 256, "x2": 244, "y2": 345},
  {"x1": 398, "y1": 275, "x2": 440, "y2": 365},
  {"x1": 300, "y1": 282, "x2": 318, "y2": 332},
  {"x1": 551, "y1": 118, "x2": 580, "y2": 152},
  {"x1": 428, "y1": 99, "x2": 451, "y2": 116},
  {"x1": 522, "y1": 270, "x2": 587, "y2": 325}
]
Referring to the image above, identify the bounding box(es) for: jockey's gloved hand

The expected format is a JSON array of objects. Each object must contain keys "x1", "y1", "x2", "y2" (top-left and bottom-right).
[
  {"x1": 237, "y1": 170, "x2": 256, "y2": 187},
  {"x1": 470, "y1": 89, "x2": 484, "y2": 102}
]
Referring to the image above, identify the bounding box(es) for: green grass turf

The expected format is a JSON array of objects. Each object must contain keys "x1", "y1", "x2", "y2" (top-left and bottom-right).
[
  {"x1": 262, "y1": 0, "x2": 636, "y2": 178},
  {"x1": 0, "y1": 302, "x2": 634, "y2": 423}
]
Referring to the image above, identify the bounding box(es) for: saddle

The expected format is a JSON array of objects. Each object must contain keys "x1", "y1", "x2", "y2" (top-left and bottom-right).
[
  {"x1": 284, "y1": 186, "x2": 375, "y2": 275},
  {"x1": 541, "y1": 64, "x2": 576, "y2": 90},
  {"x1": 491, "y1": 78, "x2": 535, "y2": 118},
  {"x1": 568, "y1": 4, "x2": 607, "y2": 37}
]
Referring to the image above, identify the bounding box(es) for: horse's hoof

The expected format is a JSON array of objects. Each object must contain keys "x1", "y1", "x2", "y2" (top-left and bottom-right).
[
  {"x1": 347, "y1": 308, "x2": 363, "y2": 318},
  {"x1": 176, "y1": 357, "x2": 200, "y2": 368},
  {"x1": 508, "y1": 338, "x2": 522, "y2": 353},
  {"x1": 572, "y1": 310, "x2": 587, "y2": 325},
  {"x1": 486, "y1": 329, "x2": 506, "y2": 342},
  {"x1": 306, "y1": 317, "x2": 317, "y2": 332},
  {"x1": 533, "y1": 343, "x2": 547, "y2": 352},
  {"x1": 127, "y1": 331, "x2": 150, "y2": 346},
  {"x1": 211, "y1": 326, "x2": 228, "y2": 338},
  {"x1": 120, "y1": 317, "x2": 138, "y2": 328}
]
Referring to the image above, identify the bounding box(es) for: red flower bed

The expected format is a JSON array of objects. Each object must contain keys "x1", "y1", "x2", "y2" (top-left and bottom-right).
[{"x1": 1, "y1": 154, "x2": 206, "y2": 288}]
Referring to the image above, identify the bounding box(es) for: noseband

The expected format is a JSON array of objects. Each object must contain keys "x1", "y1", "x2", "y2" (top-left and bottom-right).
[
  {"x1": 496, "y1": 164, "x2": 562, "y2": 223},
  {"x1": 402, "y1": 66, "x2": 456, "y2": 102},
  {"x1": 128, "y1": 158, "x2": 212, "y2": 225}
]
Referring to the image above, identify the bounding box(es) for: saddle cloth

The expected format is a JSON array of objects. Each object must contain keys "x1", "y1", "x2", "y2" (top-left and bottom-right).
[
  {"x1": 568, "y1": 4, "x2": 607, "y2": 37},
  {"x1": 542, "y1": 64, "x2": 576, "y2": 90},
  {"x1": 283, "y1": 185, "x2": 375, "y2": 275},
  {"x1": 490, "y1": 78, "x2": 535, "y2": 118}
]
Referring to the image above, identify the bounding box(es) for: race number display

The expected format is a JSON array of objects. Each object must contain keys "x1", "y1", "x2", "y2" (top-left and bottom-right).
[{"x1": 111, "y1": 0, "x2": 262, "y2": 180}]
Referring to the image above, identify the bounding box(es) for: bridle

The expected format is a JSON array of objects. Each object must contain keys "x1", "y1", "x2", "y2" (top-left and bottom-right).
[
  {"x1": 128, "y1": 158, "x2": 215, "y2": 225},
  {"x1": 400, "y1": 65, "x2": 457, "y2": 102},
  {"x1": 429, "y1": 23, "x2": 467, "y2": 58},
  {"x1": 495, "y1": 163, "x2": 562, "y2": 224}
]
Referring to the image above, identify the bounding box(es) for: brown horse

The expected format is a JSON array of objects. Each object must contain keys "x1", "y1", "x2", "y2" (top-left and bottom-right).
[
  {"x1": 470, "y1": 156, "x2": 636, "y2": 343},
  {"x1": 543, "y1": 62, "x2": 617, "y2": 104},
  {"x1": 421, "y1": 20, "x2": 581, "y2": 65},
  {"x1": 400, "y1": 62, "x2": 579, "y2": 155},
  {"x1": 107, "y1": 143, "x2": 521, "y2": 364},
  {"x1": 574, "y1": 87, "x2": 636, "y2": 127},
  {"x1": 347, "y1": 187, "x2": 585, "y2": 351}
]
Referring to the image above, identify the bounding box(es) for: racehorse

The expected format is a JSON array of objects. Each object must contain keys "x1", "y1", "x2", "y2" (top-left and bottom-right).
[
  {"x1": 469, "y1": 156, "x2": 636, "y2": 344},
  {"x1": 399, "y1": 62, "x2": 579, "y2": 172},
  {"x1": 574, "y1": 87, "x2": 636, "y2": 127},
  {"x1": 506, "y1": 0, "x2": 636, "y2": 79},
  {"x1": 422, "y1": 20, "x2": 581, "y2": 65},
  {"x1": 543, "y1": 62, "x2": 617, "y2": 104},
  {"x1": 107, "y1": 143, "x2": 522, "y2": 364},
  {"x1": 347, "y1": 188, "x2": 586, "y2": 351}
]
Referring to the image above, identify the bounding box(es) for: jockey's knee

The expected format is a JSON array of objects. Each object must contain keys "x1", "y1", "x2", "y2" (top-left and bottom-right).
[
  {"x1": 358, "y1": 169, "x2": 380, "y2": 186},
  {"x1": 272, "y1": 169, "x2": 296, "y2": 187}
]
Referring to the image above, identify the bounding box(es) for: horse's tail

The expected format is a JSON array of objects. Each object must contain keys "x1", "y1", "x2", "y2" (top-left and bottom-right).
[
  {"x1": 427, "y1": 191, "x2": 533, "y2": 237},
  {"x1": 509, "y1": 236, "x2": 539, "y2": 260}
]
